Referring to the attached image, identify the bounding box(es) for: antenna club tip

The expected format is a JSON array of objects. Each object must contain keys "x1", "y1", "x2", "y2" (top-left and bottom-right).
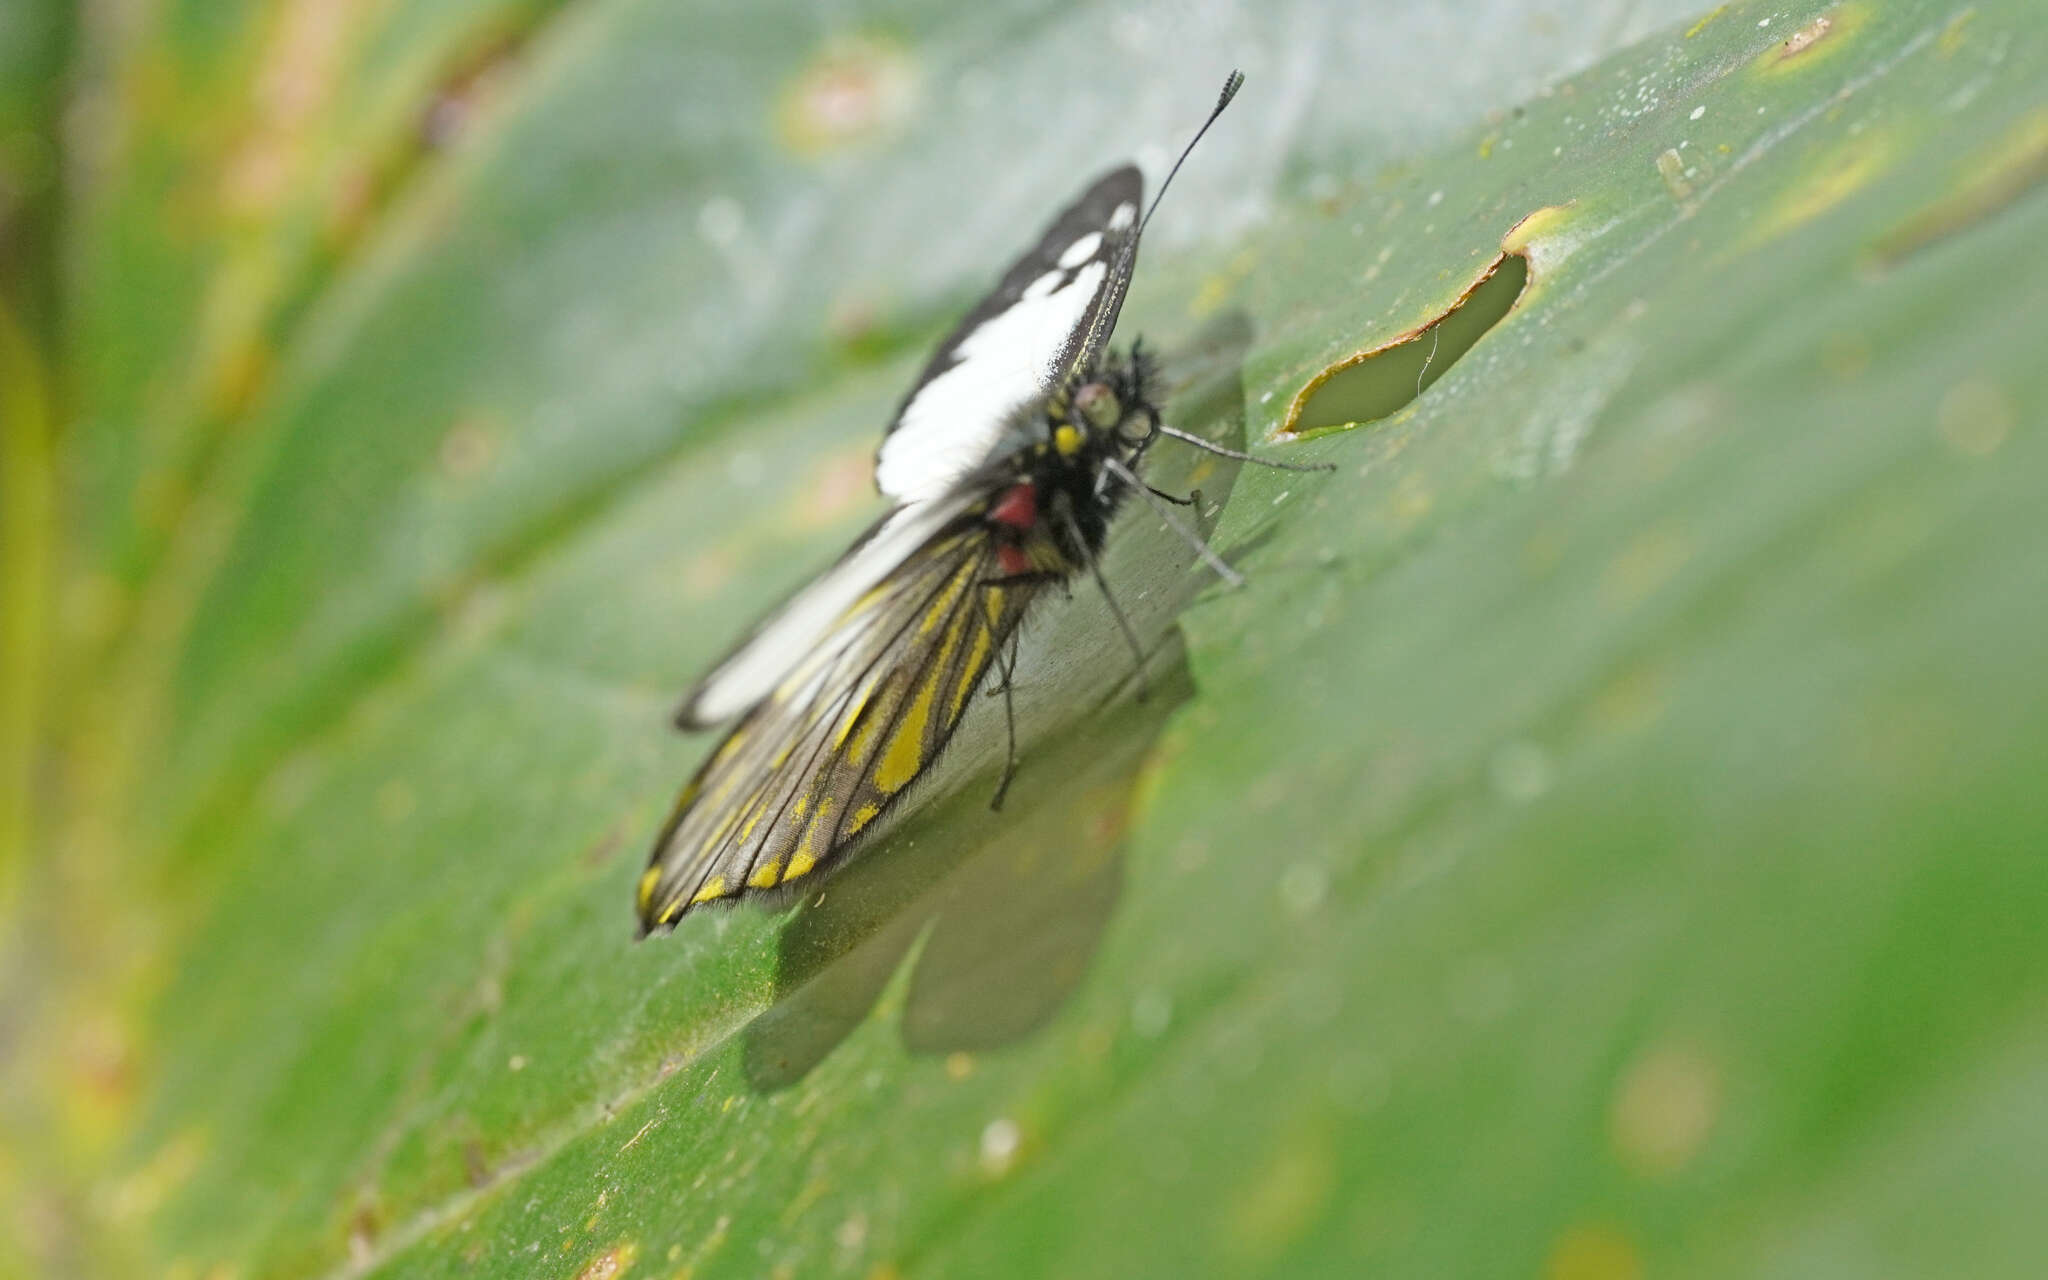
[{"x1": 1133, "y1": 69, "x2": 1249, "y2": 238}]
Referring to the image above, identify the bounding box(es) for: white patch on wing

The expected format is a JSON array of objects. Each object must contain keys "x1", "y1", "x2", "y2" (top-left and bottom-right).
[
  {"x1": 1020, "y1": 271, "x2": 1062, "y2": 300},
  {"x1": 680, "y1": 499, "x2": 959, "y2": 725},
  {"x1": 876, "y1": 259, "x2": 1107, "y2": 502},
  {"x1": 1057, "y1": 231, "x2": 1103, "y2": 268},
  {"x1": 1107, "y1": 202, "x2": 1137, "y2": 231}
]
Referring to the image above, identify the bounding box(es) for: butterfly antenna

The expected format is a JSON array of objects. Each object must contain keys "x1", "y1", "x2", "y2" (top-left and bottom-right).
[
  {"x1": 1077, "y1": 73, "x2": 1244, "y2": 363},
  {"x1": 1138, "y1": 69, "x2": 1245, "y2": 242}
]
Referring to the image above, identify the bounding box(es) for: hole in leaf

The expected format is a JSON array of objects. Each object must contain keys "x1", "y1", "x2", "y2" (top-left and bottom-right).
[{"x1": 1283, "y1": 246, "x2": 1528, "y2": 438}]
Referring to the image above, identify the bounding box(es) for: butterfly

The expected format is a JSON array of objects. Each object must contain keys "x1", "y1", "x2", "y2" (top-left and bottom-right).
[{"x1": 636, "y1": 71, "x2": 1326, "y2": 935}]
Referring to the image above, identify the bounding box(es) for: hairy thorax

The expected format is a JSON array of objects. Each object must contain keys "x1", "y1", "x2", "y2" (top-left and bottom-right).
[{"x1": 980, "y1": 348, "x2": 1159, "y2": 577}]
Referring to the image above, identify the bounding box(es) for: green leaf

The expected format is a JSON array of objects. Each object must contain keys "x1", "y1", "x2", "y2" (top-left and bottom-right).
[{"x1": 14, "y1": 0, "x2": 2048, "y2": 1277}]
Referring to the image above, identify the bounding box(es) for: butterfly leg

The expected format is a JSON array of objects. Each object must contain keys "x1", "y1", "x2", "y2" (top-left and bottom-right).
[
  {"x1": 1103, "y1": 456, "x2": 1244, "y2": 590},
  {"x1": 1143, "y1": 486, "x2": 1218, "y2": 547},
  {"x1": 1154, "y1": 422, "x2": 1339, "y2": 472},
  {"x1": 1050, "y1": 495, "x2": 1152, "y2": 702},
  {"x1": 977, "y1": 578, "x2": 1045, "y2": 700},
  {"x1": 989, "y1": 628, "x2": 1022, "y2": 811}
]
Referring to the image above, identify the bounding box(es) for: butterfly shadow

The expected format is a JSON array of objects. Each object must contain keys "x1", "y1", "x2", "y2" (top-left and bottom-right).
[
  {"x1": 739, "y1": 312, "x2": 1258, "y2": 1091},
  {"x1": 739, "y1": 645, "x2": 1194, "y2": 1091}
]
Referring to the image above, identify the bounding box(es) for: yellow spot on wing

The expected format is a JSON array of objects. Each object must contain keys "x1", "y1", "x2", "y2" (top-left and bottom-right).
[
  {"x1": 875, "y1": 673, "x2": 938, "y2": 793},
  {"x1": 740, "y1": 801, "x2": 768, "y2": 840},
  {"x1": 920, "y1": 559, "x2": 975, "y2": 635},
  {"x1": 835, "y1": 680, "x2": 874, "y2": 748},
  {"x1": 786, "y1": 797, "x2": 834, "y2": 880},
  {"x1": 846, "y1": 703, "x2": 883, "y2": 759},
  {"x1": 1054, "y1": 424, "x2": 1082, "y2": 456},
  {"x1": 983, "y1": 586, "x2": 1005, "y2": 625},
  {"x1": 671, "y1": 776, "x2": 702, "y2": 813},
  {"x1": 849, "y1": 803, "x2": 881, "y2": 834},
  {"x1": 749, "y1": 859, "x2": 782, "y2": 889},
  {"x1": 691, "y1": 876, "x2": 728, "y2": 904},
  {"x1": 706, "y1": 795, "x2": 746, "y2": 847},
  {"x1": 636, "y1": 866, "x2": 661, "y2": 911}
]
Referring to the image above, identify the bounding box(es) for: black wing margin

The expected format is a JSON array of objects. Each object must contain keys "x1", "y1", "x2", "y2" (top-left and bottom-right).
[
  {"x1": 871, "y1": 167, "x2": 1143, "y2": 503},
  {"x1": 887, "y1": 164, "x2": 1143, "y2": 436}
]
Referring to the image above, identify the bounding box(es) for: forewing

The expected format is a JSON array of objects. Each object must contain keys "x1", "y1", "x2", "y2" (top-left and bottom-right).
[
  {"x1": 874, "y1": 165, "x2": 1143, "y2": 503},
  {"x1": 638, "y1": 524, "x2": 1036, "y2": 932}
]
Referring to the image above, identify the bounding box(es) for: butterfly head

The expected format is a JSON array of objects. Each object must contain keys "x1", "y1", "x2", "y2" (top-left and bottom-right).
[
  {"x1": 1072, "y1": 381, "x2": 1122, "y2": 436},
  {"x1": 1053, "y1": 343, "x2": 1161, "y2": 458}
]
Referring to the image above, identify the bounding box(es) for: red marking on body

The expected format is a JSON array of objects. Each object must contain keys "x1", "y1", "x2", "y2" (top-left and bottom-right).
[
  {"x1": 991, "y1": 482, "x2": 1037, "y2": 576},
  {"x1": 989, "y1": 481, "x2": 1037, "y2": 529}
]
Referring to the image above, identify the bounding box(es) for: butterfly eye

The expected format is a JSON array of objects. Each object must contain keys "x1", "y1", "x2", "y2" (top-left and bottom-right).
[
  {"x1": 1075, "y1": 381, "x2": 1121, "y2": 429},
  {"x1": 1116, "y1": 406, "x2": 1157, "y2": 449}
]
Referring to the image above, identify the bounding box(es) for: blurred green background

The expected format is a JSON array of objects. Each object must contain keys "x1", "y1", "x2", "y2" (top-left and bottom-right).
[{"x1": 4, "y1": 0, "x2": 2046, "y2": 1276}]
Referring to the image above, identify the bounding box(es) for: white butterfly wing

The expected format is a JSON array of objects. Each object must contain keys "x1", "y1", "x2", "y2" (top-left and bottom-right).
[
  {"x1": 675, "y1": 495, "x2": 970, "y2": 728},
  {"x1": 874, "y1": 165, "x2": 1143, "y2": 503}
]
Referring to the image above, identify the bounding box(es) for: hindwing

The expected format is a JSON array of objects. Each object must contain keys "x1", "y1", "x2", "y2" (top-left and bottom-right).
[{"x1": 638, "y1": 518, "x2": 1037, "y2": 932}]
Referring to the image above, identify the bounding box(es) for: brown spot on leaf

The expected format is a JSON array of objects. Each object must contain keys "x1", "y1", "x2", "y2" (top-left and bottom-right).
[
  {"x1": 776, "y1": 39, "x2": 918, "y2": 157},
  {"x1": 1937, "y1": 9, "x2": 1976, "y2": 58},
  {"x1": 438, "y1": 417, "x2": 497, "y2": 481},
  {"x1": 1221, "y1": 1132, "x2": 1336, "y2": 1259},
  {"x1": 1588, "y1": 661, "x2": 1668, "y2": 737},
  {"x1": 220, "y1": 0, "x2": 356, "y2": 216},
  {"x1": 1747, "y1": 129, "x2": 1896, "y2": 247},
  {"x1": 579, "y1": 823, "x2": 627, "y2": 869},
  {"x1": 346, "y1": 1204, "x2": 379, "y2": 1266},
  {"x1": 1609, "y1": 1041, "x2": 1722, "y2": 1177},
  {"x1": 419, "y1": 31, "x2": 529, "y2": 152},
  {"x1": 1545, "y1": 1224, "x2": 1643, "y2": 1280},
  {"x1": 1776, "y1": 14, "x2": 1833, "y2": 60},
  {"x1": 573, "y1": 1242, "x2": 639, "y2": 1280},
  {"x1": 209, "y1": 336, "x2": 274, "y2": 420},
  {"x1": 1756, "y1": 2, "x2": 1867, "y2": 76},
  {"x1": 1936, "y1": 377, "x2": 2016, "y2": 458},
  {"x1": 1870, "y1": 109, "x2": 2048, "y2": 268},
  {"x1": 681, "y1": 545, "x2": 737, "y2": 599},
  {"x1": 790, "y1": 446, "x2": 878, "y2": 529}
]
